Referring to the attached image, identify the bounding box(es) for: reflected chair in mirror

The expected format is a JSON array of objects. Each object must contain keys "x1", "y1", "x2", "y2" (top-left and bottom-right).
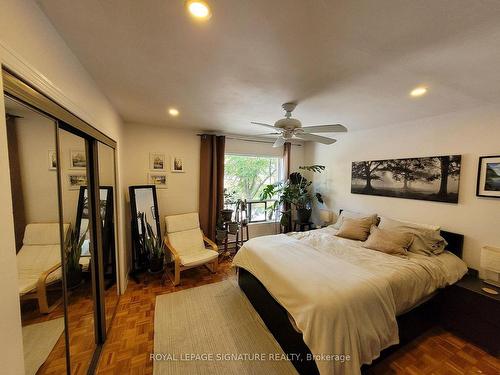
[
  {"x1": 164, "y1": 212, "x2": 218, "y2": 286},
  {"x1": 129, "y1": 185, "x2": 162, "y2": 282},
  {"x1": 17, "y1": 223, "x2": 69, "y2": 313}
]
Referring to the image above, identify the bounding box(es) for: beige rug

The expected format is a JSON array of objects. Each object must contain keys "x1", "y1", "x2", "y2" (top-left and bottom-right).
[
  {"x1": 22, "y1": 318, "x2": 65, "y2": 375},
  {"x1": 154, "y1": 279, "x2": 297, "y2": 374}
]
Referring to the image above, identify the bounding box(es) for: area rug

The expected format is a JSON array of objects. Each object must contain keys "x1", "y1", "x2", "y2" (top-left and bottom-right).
[
  {"x1": 22, "y1": 318, "x2": 64, "y2": 375},
  {"x1": 153, "y1": 279, "x2": 297, "y2": 374}
]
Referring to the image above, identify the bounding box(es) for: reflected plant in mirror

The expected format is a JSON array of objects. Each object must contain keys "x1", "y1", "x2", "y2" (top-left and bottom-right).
[{"x1": 65, "y1": 226, "x2": 88, "y2": 289}]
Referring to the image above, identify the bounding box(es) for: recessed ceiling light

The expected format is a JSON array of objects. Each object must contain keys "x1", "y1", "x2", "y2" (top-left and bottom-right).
[
  {"x1": 410, "y1": 86, "x2": 428, "y2": 97},
  {"x1": 186, "y1": 1, "x2": 211, "y2": 20},
  {"x1": 168, "y1": 108, "x2": 179, "y2": 117}
]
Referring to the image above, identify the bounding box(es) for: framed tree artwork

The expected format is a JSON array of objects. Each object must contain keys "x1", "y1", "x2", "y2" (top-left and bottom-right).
[
  {"x1": 149, "y1": 153, "x2": 165, "y2": 171},
  {"x1": 477, "y1": 155, "x2": 500, "y2": 198},
  {"x1": 171, "y1": 156, "x2": 184, "y2": 173},
  {"x1": 70, "y1": 149, "x2": 87, "y2": 169},
  {"x1": 48, "y1": 150, "x2": 57, "y2": 170},
  {"x1": 351, "y1": 155, "x2": 461, "y2": 203}
]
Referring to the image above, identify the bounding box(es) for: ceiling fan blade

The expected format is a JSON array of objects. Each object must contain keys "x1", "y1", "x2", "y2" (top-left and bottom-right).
[
  {"x1": 251, "y1": 121, "x2": 276, "y2": 130},
  {"x1": 257, "y1": 132, "x2": 281, "y2": 136},
  {"x1": 273, "y1": 137, "x2": 286, "y2": 148},
  {"x1": 295, "y1": 133, "x2": 337, "y2": 145},
  {"x1": 301, "y1": 124, "x2": 347, "y2": 133}
]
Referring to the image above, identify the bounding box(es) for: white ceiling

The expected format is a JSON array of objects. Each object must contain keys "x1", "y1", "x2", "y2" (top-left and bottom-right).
[{"x1": 37, "y1": 0, "x2": 500, "y2": 136}]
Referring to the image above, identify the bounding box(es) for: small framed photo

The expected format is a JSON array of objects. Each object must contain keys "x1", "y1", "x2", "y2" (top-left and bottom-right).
[
  {"x1": 171, "y1": 156, "x2": 184, "y2": 173},
  {"x1": 150, "y1": 152, "x2": 166, "y2": 171},
  {"x1": 148, "y1": 173, "x2": 167, "y2": 189},
  {"x1": 68, "y1": 174, "x2": 87, "y2": 190},
  {"x1": 477, "y1": 155, "x2": 500, "y2": 198},
  {"x1": 48, "y1": 150, "x2": 57, "y2": 170},
  {"x1": 70, "y1": 150, "x2": 87, "y2": 169}
]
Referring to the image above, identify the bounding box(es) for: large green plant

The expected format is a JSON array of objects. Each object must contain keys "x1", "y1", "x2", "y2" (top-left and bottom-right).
[
  {"x1": 138, "y1": 212, "x2": 165, "y2": 259},
  {"x1": 65, "y1": 226, "x2": 88, "y2": 273},
  {"x1": 260, "y1": 165, "x2": 325, "y2": 225}
]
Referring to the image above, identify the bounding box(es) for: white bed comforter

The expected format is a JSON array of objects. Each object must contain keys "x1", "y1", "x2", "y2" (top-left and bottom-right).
[{"x1": 232, "y1": 227, "x2": 467, "y2": 375}]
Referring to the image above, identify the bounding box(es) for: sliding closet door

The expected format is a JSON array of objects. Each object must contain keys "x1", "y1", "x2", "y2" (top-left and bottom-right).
[
  {"x1": 58, "y1": 128, "x2": 96, "y2": 374},
  {"x1": 97, "y1": 142, "x2": 120, "y2": 330},
  {"x1": 4, "y1": 95, "x2": 68, "y2": 374}
]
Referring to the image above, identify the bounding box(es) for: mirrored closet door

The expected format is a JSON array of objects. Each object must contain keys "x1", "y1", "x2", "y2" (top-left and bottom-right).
[
  {"x1": 59, "y1": 128, "x2": 96, "y2": 373},
  {"x1": 3, "y1": 69, "x2": 120, "y2": 374},
  {"x1": 5, "y1": 96, "x2": 68, "y2": 375}
]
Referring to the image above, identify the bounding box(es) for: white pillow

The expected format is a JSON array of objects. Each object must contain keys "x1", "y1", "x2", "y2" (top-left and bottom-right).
[{"x1": 331, "y1": 210, "x2": 378, "y2": 229}]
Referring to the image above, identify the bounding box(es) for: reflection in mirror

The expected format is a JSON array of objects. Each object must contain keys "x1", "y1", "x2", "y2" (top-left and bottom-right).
[
  {"x1": 97, "y1": 142, "x2": 119, "y2": 330},
  {"x1": 59, "y1": 128, "x2": 95, "y2": 373},
  {"x1": 4, "y1": 96, "x2": 67, "y2": 374},
  {"x1": 129, "y1": 186, "x2": 161, "y2": 279}
]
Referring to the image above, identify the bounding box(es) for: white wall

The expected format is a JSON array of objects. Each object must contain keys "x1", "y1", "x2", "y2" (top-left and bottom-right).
[
  {"x1": 121, "y1": 125, "x2": 307, "y2": 267},
  {"x1": 304, "y1": 103, "x2": 500, "y2": 269},
  {"x1": 0, "y1": 1, "x2": 124, "y2": 373}
]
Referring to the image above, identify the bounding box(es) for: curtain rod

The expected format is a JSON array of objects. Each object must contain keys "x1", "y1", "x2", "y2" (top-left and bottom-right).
[{"x1": 196, "y1": 133, "x2": 303, "y2": 146}]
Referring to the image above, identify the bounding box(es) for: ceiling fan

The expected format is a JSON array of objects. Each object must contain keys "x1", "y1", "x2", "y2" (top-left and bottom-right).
[{"x1": 251, "y1": 102, "x2": 348, "y2": 147}]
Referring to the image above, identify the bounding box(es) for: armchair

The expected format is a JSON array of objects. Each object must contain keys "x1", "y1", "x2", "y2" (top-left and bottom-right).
[{"x1": 164, "y1": 213, "x2": 218, "y2": 286}]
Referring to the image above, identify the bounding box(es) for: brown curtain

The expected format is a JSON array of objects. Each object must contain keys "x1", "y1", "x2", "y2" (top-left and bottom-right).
[
  {"x1": 199, "y1": 134, "x2": 225, "y2": 240},
  {"x1": 282, "y1": 142, "x2": 292, "y2": 232},
  {"x1": 6, "y1": 115, "x2": 26, "y2": 252}
]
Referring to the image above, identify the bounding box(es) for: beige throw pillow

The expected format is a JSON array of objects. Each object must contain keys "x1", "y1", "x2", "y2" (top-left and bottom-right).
[
  {"x1": 363, "y1": 226, "x2": 413, "y2": 256},
  {"x1": 378, "y1": 217, "x2": 447, "y2": 255},
  {"x1": 335, "y1": 215, "x2": 377, "y2": 241}
]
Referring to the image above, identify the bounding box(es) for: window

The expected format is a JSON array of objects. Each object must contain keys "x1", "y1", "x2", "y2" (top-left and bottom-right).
[{"x1": 224, "y1": 154, "x2": 282, "y2": 222}]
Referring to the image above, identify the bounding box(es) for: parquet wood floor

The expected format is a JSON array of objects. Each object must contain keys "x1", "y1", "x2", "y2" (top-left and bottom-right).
[
  {"x1": 21, "y1": 279, "x2": 119, "y2": 375},
  {"x1": 33, "y1": 259, "x2": 500, "y2": 374}
]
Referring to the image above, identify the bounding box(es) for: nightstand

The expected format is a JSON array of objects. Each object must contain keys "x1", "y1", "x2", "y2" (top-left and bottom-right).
[{"x1": 441, "y1": 274, "x2": 500, "y2": 356}]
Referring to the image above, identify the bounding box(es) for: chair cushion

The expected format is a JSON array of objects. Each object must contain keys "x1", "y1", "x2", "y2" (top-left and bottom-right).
[
  {"x1": 180, "y1": 250, "x2": 218, "y2": 268},
  {"x1": 17, "y1": 244, "x2": 62, "y2": 295},
  {"x1": 23, "y1": 223, "x2": 69, "y2": 245},
  {"x1": 168, "y1": 228, "x2": 206, "y2": 257},
  {"x1": 165, "y1": 212, "x2": 200, "y2": 234}
]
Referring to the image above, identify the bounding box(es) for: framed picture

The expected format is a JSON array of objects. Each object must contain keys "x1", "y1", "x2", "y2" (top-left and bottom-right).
[
  {"x1": 149, "y1": 152, "x2": 165, "y2": 171},
  {"x1": 477, "y1": 155, "x2": 500, "y2": 198},
  {"x1": 148, "y1": 173, "x2": 167, "y2": 189},
  {"x1": 68, "y1": 174, "x2": 87, "y2": 190},
  {"x1": 351, "y1": 155, "x2": 461, "y2": 203},
  {"x1": 48, "y1": 150, "x2": 57, "y2": 170},
  {"x1": 70, "y1": 149, "x2": 87, "y2": 169},
  {"x1": 171, "y1": 156, "x2": 184, "y2": 173}
]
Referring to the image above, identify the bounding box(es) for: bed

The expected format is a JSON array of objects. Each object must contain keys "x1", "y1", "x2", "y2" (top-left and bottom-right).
[{"x1": 233, "y1": 220, "x2": 467, "y2": 375}]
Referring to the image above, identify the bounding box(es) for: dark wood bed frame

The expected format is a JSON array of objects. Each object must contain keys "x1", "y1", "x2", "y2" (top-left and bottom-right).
[{"x1": 238, "y1": 226, "x2": 464, "y2": 375}]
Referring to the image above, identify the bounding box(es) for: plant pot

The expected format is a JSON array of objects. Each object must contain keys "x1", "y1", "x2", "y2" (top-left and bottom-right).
[
  {"x1": 216, "y1": 229, "x2": 227, "y2": 242},
  {"x1": 228, "y1": 222, "x2": 239, "y2": 235},
  {"x1": 220, "y1": 209, "x2": 233, "y2": 222},
  {"x1": 296, "y1": 208, "x2": 312, "y2": 224},
  {"x1": 149, "y1": 254, "x2": 165, "y2": 274},
  {"x1": 66, "y1": 266, "x2": 82, "y2": 290}
]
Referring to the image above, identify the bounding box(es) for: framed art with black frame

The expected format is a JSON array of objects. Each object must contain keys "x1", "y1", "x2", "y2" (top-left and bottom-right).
[{"x1": 477, "y1": 155, "x2": 500, "y2": 198}]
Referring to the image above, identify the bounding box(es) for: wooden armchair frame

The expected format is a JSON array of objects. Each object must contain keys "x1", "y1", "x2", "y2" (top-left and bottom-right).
[
  {"x1": 164, "y1": 230, "x2": 218, "y2": 286},
  {"x1": 20, "y1": 263, "x2": 63, "y2": 314}
]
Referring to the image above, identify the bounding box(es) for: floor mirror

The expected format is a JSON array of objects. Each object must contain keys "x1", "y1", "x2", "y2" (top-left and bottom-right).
[{"x1": 3, "y1": 69, "x2": 120, "y2": 374}]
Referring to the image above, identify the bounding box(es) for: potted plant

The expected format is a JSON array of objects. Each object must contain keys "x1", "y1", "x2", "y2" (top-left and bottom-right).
[
  {"x1": 65, "y1": 226, "x2": 88, "y2": 289},
  {"x1": 139, "y1": 213, "x2": 166, "y2": 274},
  {"x1": 216, "y1": 214, "x2": 227, "y2": 243},
  {"x1": 261, "y1": 165, "x2": 325, "y2": 226},
  {"x1": 221, "y1": 189, "x2": 237, "y2": 221}
]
